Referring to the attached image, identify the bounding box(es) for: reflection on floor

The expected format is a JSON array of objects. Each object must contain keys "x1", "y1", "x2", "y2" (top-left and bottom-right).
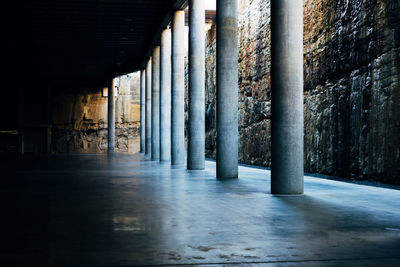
[{"x1": 1, "y1": 153, "x2": 400, "y2": 266}]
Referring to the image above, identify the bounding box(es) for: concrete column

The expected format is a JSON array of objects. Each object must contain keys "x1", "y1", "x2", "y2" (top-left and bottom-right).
[
  {"x1": 151, "y1": 46, "x2": 161, "y2": 161},
  {"x1": 187, "y1": 0, "x2": 205, "y2": 170},
  {"x1": 160, "y1": 28, "x2": 172, "y2": 162},
  {"x1": 140, "y1": 69, "x2": 146, "y2": 153},
  {"x1": 108, "y1": 78, "x2": 115, "y2": 153},
  {"x1": 216, "y1": 0, "x2": 238, "y2": 178},
  {"x1": 271, "y1": 0, "x2": 304, "y2": 194},
  {"x1": 171, "y1": 10, "x2": 186, "y2": 166},
  {"x1": 145, "y1": 58, "x2": 152, "y2": 159}
]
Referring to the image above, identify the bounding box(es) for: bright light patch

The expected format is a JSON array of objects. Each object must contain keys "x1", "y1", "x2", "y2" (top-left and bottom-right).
[{"x1": 206, "y1": 0, "x2": 216, "y2": 10}]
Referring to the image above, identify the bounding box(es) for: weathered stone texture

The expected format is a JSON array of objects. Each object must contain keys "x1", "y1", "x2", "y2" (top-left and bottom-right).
[
  {"x1": 205, "y1": 22, "x2": 217, "y2": 159},
  {"x1": 52, "y1": 73, "x2": 141, "y2": 154},
  {"x1": 203, "y1": 0, "x2": 400, "y2": 184},
  {"x1": 303, "y1": 0, "x2": 400, "y2": 183}
]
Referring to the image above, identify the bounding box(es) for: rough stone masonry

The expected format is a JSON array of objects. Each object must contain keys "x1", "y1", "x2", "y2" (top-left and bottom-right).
[
  {"x1": 203, "y1": 0, "x2": 400, "y2": 184},
  {"x1": 52, "y1": 74, "x2": 140, "y2": 154}
]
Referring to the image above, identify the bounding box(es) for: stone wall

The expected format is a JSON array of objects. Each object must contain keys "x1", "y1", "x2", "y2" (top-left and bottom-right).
[
  {"x1": 52, "y1": 73, "x2": 141, "y2": 153},
  {"x1": 203, "y1": 0, "x2": 400, "y2": 184},
  {"x1": 303, "y1": 0, "x2": 400, "y2": 184}
]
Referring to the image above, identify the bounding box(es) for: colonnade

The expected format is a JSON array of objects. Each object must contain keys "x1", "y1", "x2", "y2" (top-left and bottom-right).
[{"x1": 112, "y1": 0, "x2": 304, "y2": 194}]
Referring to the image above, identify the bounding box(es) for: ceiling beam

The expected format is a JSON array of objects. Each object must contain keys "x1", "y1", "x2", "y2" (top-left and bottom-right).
[{"x1": 139, "y1": 0, "x2": 187, "y2": 70}]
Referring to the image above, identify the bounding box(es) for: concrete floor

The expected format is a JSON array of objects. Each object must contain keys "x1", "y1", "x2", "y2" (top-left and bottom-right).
[{"x1": 1, "y1": 153, "x2": 400, "y2": 266}]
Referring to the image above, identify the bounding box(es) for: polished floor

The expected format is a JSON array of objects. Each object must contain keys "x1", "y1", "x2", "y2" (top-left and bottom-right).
[{"x1": 1, "y1": 153, "x2": 400, "y2": 266}]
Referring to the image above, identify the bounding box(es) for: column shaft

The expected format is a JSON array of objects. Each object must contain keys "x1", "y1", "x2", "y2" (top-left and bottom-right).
[
  {"x1": 151, "y1": 46, "x2": 161, "y2": 160},
  {"x1": 140, "y1": 69, "x2": 146, "y2": 153},
  {"x1": 145, "y1": 58, "x2": 152, "y2": 158},
  {"x1": 271, "y1": 0, "x2": 304, "y2": 194},
  {"x1": 216, "y1": 0, "x2": 238, "y2": 178},
  {"x1": 171, "y1": 10, "x2": 186, "y2": 166},
  {"x1": 160, "y1": 28, "x2": 172, "y2": 162},
  {"x1": 108, "y1": 78, "x2": 115, "y2": 152},
  {"x1": 188, "y1": 0, "x2": 205, "y2": 170}
]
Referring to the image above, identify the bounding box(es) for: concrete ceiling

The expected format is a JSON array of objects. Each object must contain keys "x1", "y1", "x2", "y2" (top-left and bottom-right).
[{"x1": 1, "y1": 0, "x2": 186, "y2": 89}]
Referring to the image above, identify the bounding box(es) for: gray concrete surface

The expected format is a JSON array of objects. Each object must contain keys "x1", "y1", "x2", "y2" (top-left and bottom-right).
[
  {"x1": 216, "y1": 0, "x2": 239, "y2": 178},
  {"x1": 2, "y1": 153, "x2": 400, "y2": 266},
  {"x1": 187, "y1": 0, "x2": 205, "y2": 170},
  {"x1": 171, "y1": 10, "x2": 186, "y2": 166},
  {"x1": 145, "y1": 58, "x2": 152, "y2": 159},
  {"x1": 160, "y1": 28, "x2": 172, "y2": 162},
  {"x1": 140, "y1": 69, "x2": 145, "y2": 153},
  {"x1": 151, "y1": 46, "x2": 160, "y2": 161},
  {"x1": 271, "y1": 0, "x2": 304, "y2": 194},
  {"x1": 107, "y1": 79, "x2": 115, "y2": 153}
]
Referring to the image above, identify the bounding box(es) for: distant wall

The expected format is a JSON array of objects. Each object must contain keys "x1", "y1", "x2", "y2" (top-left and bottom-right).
[{"x1": 51, "y1": 73, "x2": 141, "y2": 153}]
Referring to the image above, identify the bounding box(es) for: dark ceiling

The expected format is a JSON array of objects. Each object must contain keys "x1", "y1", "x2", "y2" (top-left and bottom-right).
[{"x1": 1, "y1": 0, "x2": 185, "y2": 89}]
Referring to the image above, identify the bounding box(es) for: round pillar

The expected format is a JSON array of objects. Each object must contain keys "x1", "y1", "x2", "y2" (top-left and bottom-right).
[
  {"x1": 216, "y1": 0, "x2": 238, "y2": 178},
  {"x1": 160, "y1": 28, "x2": 172, "y2": 162},
  {"x1": 271, "y1": 0, "x2": 304, "y2": 194},
  {"x1": 171, "y1": 10, "x2": 186, "y2": 166},
  {"x1": 145, "y1": 58, "x2": 152, "y2": 159},
  {"x1": 108, "y1": 78, "x2": 115, "y2": 153},
  {"x1": 188, "y1": 0, "x2": 205, "y2": 170},
  {"x1": 151, "y1": 46, "x2": 160, "y2": 161},
  {"x1": 140, "y1": 69, "x2": 146, "y2": 153}
]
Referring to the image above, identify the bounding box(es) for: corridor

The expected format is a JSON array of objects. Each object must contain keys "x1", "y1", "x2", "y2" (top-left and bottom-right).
[{"x1": 2, "y1": 153, "x2": 400, "y2": 266}]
